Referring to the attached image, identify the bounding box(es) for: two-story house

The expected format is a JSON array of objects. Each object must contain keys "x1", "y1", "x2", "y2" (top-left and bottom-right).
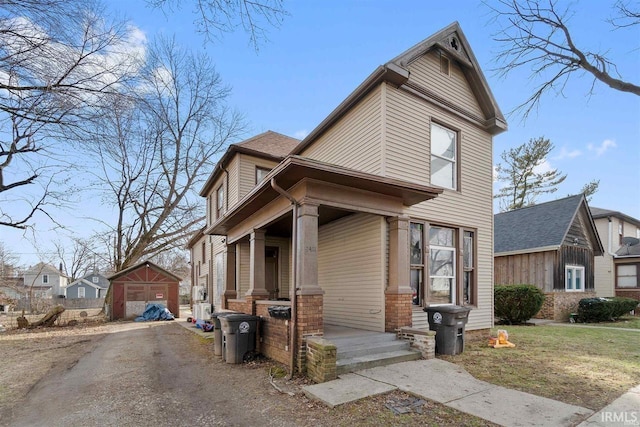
[
  {"x1": 191, "y1": 22, "x2": 506, "y2": 376},
  {"x1": 23, "y1": 263, "x2": 68, "y2": 298},
  {"x1": 591, "y1": 207, "x2": 640, "y2": 301}
]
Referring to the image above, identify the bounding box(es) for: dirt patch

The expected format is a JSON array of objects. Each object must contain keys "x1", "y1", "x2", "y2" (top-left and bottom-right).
[{"x1": 1, "y1": 321, "x2": 495, "y2": 426}]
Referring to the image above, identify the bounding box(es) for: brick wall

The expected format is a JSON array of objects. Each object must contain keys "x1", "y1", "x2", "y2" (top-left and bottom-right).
[
  {"x1": 305, "y1": 337, "x2": 337, "y2": 383},
  {"x1": 256, "y1": 302, "x2": 290, "y2": 365},
  {"x1": 385, "y1": 293, "x2": 412, "y2": 332},
  {"x1": 398, "y1": 327, "x2": 435, "y2": 359},
  {"x1": 535, "y1": 292, "x2": 597, "y2": 321},
  {"x1": 227, "y1": 299, "x2": 251, "y2": 314}
]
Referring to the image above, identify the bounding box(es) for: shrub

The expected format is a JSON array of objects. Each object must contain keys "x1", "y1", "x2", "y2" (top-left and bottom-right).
[
  {"x1": 494, "y1": 284, "x2": 545, "y2": 324},
  {"x1": 577, "y1": 297, "x2": 639, "y2": 323}
]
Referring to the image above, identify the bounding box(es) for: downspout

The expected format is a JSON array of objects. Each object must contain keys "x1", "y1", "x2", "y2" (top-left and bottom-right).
[
  {"x1": 270, "y1": 178, "x2": 299, "y2": 380},
  {"x1": 607, "y1": 216, "x2": 613, "y2": 255}
]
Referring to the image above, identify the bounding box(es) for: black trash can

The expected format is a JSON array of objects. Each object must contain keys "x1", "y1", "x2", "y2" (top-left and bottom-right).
[
  {"x1": 424, "y1": 305, "x2": 471, "y2": 355},
  {"x1": 219, "y1": 314, "x2": 260, "y2": 364},
  {"x1": 211, "y1": 312, "x2": 237, "y2": 358}
]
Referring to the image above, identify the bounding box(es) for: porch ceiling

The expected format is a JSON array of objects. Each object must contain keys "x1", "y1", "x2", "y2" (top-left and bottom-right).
[{"x1": 205, "y1": 155, "x2": 442, "y2": 237}]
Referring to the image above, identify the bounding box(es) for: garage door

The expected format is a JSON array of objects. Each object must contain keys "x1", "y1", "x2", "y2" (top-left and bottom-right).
[{"x1": 125, "y1": 283, "x2": 169, "y2": 318}]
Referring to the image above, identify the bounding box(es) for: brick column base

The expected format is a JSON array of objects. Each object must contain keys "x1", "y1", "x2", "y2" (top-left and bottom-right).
[
  {"x1": 295, "y1": 293, "x2": 323, "y2": 374},
  {"x1": 385, "y1": 292, "x2": 413, "y2": 332},
  {"x1": 306, "y1": 337, "x2": 337, "y2": 383},
  {"x1": 245, "y1": 294, "x2": 269, "y2": 315}
]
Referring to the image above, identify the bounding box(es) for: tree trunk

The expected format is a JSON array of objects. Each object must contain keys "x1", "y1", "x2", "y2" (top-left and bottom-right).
[{"x1": 28, "y1": 305, "x2": 66, "y2": 328}]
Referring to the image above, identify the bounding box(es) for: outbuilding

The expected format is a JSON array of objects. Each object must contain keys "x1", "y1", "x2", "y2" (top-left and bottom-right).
[{"x1": 108, "y1": 261, "x2": 181, "y2": 320}]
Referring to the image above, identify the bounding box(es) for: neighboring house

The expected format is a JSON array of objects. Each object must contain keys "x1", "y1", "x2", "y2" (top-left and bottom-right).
[
  {"x1": 494, "y1": 195, "x2": 604, "y2": 321},
  {"x1": 192, "y1": 22, "x2": 506, "y2": 374},
  {"x1": 591, "y1": 207, "x2": 640, "y2": 301},
  {"x1": 67, "y1": 272, "x2": 110, "y2": 299},
  {"x1": 23, "y1": 263, "x2": 69, "y2": 298}
]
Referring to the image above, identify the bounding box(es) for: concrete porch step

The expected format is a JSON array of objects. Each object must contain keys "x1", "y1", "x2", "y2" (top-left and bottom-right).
[
  {"x1": 336, "y1": 349, "x2": 421, "y2": 375},
  {"x1": 337, "y1": 340, "x2": 413, "y2": 359},
  {"x1": 329, "y1": 332, "x2": 398, "y2": 348}
]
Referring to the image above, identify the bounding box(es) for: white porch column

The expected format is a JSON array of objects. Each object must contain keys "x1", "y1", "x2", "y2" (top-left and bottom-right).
[{"x1": 296, "y1": 203, "x2": 323, "y2": 295}]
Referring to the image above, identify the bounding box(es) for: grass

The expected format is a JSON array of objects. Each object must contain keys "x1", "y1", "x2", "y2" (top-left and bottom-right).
[
  {"x1": 582, "y1": 315, "x2": 640, "y2": 329},
  {"x1": 440, "y1": 325, "x2": 640, "y2": 410}
]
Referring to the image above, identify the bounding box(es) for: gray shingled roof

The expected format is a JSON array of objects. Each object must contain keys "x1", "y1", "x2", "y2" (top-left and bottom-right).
[
  {"x1": 494, "y1": 195, "x2": 584, "y2": 254},
  {"x1": 590, "y1": 206, "x2": 640, "y2": 228}
]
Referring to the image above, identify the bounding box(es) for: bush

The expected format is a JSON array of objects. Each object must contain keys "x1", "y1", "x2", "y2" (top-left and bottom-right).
[
  {"x1": 494, "y1": 284, "x2": 545, "y2": 324},
  {"x1": 577, "y1": 297, "x2": 639, "y2": 323}
]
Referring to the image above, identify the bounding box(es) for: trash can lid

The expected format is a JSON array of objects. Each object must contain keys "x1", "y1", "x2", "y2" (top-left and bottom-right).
[
  {"x1": 423, "y1": 305, "x2": 471, "y2": 314},
  {"x1": 222, "y1": 313, "x2": 259, "y2": 321},
  {"x1": 211, "y1": 311, "x2": 238, "y2": 318}
]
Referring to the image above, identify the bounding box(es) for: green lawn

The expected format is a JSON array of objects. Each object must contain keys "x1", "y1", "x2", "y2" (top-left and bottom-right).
[{"x1": 440, "y1": 325, "x2": 640, "y2": 411}]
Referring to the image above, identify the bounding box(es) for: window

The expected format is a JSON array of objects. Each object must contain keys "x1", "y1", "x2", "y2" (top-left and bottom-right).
[
  {"x1": 616, "y1": 264, "x2": 639, "y2": 288},
  {"x1": 463, "y1": 230, "x2": 475, "y2": 305},
  {"x1": 440, "y1": 54, "x2": 450, "y2": 75},
  {"x1": 256, "y1": 167, "x2": 271, "y2": 184},
  {"x1": 216, "y1": 185, "x2": 224, "y2": 219},
  {"x1": 410, "y1": 223, "x2": 424, "y2": 305},
  {"x1": 430, "y1": 123, "x2": 457, "y2": 190},
  {"x1": 215, "y1": 253, "x2": 225, "y2": 307},
  {"x1": 565, "y1": 265, "x2": 585, "y2": 292},
  {"x1": 429, "y1": 226, "x2": 456, "y2": 304},
  {"x1": 42, "y1": 274, "x2": 49, "y2": 284},
  {"x1": 78, "y1": 287, "x2": 85, "y2": 298},
  {"x1": 201, "y1": 241, "x2": 206, "y2": 262},
  {"x1": 92, "y1": 276, "x2": 99, "y2": 284}
]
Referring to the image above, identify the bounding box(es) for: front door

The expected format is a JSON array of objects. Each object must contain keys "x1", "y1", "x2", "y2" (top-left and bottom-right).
[{"x1": 265, "y1": 246, "x2": 279, "y2": 300}]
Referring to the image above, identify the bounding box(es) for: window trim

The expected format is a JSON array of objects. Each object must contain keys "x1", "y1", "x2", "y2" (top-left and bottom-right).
[
  {"x1": 565, "y1": 265, "x2": 585, "y2": 292},
  {"x1": 409, "y1": 222, "x2": 425, "y2": 306},
  {"x1": 42, "y1": 274, "x2": 49, "y2": 284},
  {"x1": 460, "y1": 229, "x2": 477, "y2": 306},
  {"x1": 216, "y1": 185, "x2": 224, "y2": 220},
  {"x1": 615, "y1": 262, "x2": 639, "y2": 289},
  {"x1": 78, "y1": 286, "x2": 85, "y2": 298},
  {"x1": 430, "y1": 121, "x2": 460, "y2": 191}
]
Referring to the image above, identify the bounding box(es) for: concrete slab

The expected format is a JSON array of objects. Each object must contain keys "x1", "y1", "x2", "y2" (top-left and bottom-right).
[
  {"x1": 578, "y1": 385, "x2": 640, "y2": 427},
  {"x1": 357, "y1": 359, "x2": 492, "y2": 403},
  {"x1": 447, "y1": 384, "x2": 592, "y2": 427},
  {"x1": 302, "y1": 373, "x2": 397, "y2": 408}
]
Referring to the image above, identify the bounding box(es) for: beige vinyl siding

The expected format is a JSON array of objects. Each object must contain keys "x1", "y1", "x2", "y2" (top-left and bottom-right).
[
  {"x1": 593, "y1": 218, "x2": 615, "y2": 297},
  {"x1": 384, "y1": 84, "x2": 494, "y2": 330},
  {"x1": 301, "y1": 86, "x2": 382, "y2": 174},
  {"x1": 238, "y1": 154, "x2": 280, "y2": 200},
  {"x1": 318, "y1": 213, "x2": 385, "y2": 332},
  {"x1": 226, "y1": 155, "x2": 240, "y2": 208},
  {"x1": 265, "y1": 236, "x2": 291, "y2": 299},
  {"x1": 237, "y1": 241, "x2": 250, "y2": 298},
  {"x1": 407, "y1": 51, "x2": 484, "y2": 119}
]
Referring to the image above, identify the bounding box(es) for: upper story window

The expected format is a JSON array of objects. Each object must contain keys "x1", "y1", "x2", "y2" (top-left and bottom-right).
[
  {"x1": 42, "y1": 274, "x2": 49, "y2": 284},
  {"x1": 430, "y1": 123, "x2": 457, "y2": 190},
  {"x1": 92, "y1": 276, "x2": 99, "y2": 283},
  {"x1": 256, "y1": 167, "x2": 271, "y2": 184},
  {"x1": 216, "y1": 185, "x2": 224, "y2": 219}
]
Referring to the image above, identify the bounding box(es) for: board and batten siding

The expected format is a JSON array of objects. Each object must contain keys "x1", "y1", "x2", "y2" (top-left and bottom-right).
[
  {"x1": 301, "y1": 86, "x2": 382, "y2": 175},
  {"x1": 384, "y1": 82, "x2": 494, "y2": 330},
  {"x1": 238, "y1": 154, "x2": 280, "y2": 201},
  {"x1": 494, "y1": 251, "x2": 556, "y2": 292},
  {"x1": 406, "y1": 51, "x2": 484, "y2": 120},
  {"x1": 318, "y1": 213, "x2": 386, "y2": 332}
]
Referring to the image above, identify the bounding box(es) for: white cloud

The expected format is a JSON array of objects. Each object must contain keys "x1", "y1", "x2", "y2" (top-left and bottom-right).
[
  {"x1": 553, "y1": 146, "x2": 582, "y2": 160},
  {"x1": 293, "y1": 129, "x2": 309, "y2": 139},
  {"x1": 533, "y1": 159, "x2": 553, "y2": 175},
  {"x1": 588, "y1": 139, "x2": 617, "y2": 156}
]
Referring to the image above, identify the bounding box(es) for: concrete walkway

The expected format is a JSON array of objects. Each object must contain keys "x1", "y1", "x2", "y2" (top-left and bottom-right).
[
  {"x1": 577, "y1": 385, "x2": 640, "y2": 427},
  {"x1": 304, "y1": 359, "x2": 593, "y2": 427}
]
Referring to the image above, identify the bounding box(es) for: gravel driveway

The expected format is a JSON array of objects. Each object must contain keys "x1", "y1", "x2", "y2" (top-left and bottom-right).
[{"x1": 5, "y1": 322, "x2": 305, "y2": 427}]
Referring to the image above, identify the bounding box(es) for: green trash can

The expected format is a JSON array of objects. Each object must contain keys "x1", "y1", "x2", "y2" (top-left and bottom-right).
[
  {"x1": 424, "y1": 305, "x2": 471, "y2": 355},
  {"x1": 219, "y1": 314, "x2": 260, "y2": 364},
  {"x1": 211, "y1": 312, "x2": 238, "y2": 358}
]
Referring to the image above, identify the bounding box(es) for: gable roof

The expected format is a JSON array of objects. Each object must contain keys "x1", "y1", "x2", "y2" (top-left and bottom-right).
[
  {"x1": 200, "y1": 131, "x2": 300, "y2": 196},
  {"x1": 107, "y1": 260, "x2": 182, "y2": 282},
  {"x1": 590, "y1": 206, "x2": 640, "y2": 228},
  {"x1": 69, "y1": 273, "x2": 110, "y2": 289},
  {"x1": 494, "y1": 195, "x2": 603, "y2": 255},
  {"x1": 292, "y1": 21, "x2": 506, "y2": 155}
]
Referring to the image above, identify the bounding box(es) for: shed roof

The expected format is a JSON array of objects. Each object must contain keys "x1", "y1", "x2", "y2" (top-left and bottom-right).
[{"x1": 494, "y1": 195, "x2": 602, "y2": 254}]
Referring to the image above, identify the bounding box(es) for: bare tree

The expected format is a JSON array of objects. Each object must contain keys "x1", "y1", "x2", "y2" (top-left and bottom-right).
[
  {"x1": 487, "y1": 0, "x2": 640, "y2": 118},
  {"x1": 0, "y1": 0, "x2": 144, "y2": 229},
  {"x1": 53, "y1": 237, "x2": 101, "y2": 282},
  {"x1": 147, "y1": 0, "x2": 287, "y2": 49},
  {"x1": 494, "y1": 136, "x2": 567, "y2": 211},
  {"x1": 87, "y1": 37, "x2": 243, "y2": 272}
]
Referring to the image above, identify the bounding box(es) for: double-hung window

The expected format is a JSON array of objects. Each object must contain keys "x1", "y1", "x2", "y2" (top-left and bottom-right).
[
  {"x1": 78, "y1": 287, "x2": 85, "y2": 298},
  {"x1": 565, "y1": 265, "x2": 585, "y2": 292},
  {"x1": 429, "y1": 226, "x2": 456, "y2": 304},
  {"x1": 430, "y1": 123, "x2": 457, "y2": 190},
  {"x1": 216, "y1": 185, "x2": 224, "y2": 219},
  {"x1": 42, "y1": 274, "x2": 49, "y2": 284},
  {"x1": 463, "y1": 230, "x2": 475, "y2": 305},
  {"x1": 256, "y1": 167, "x2": 271, "y2": 184},
  {"x1": 616, "y1": 264, "x2": 639, "y2": 288},
  {"x1": 410, "y1": 223, "x2": 424, "y2": 305}
]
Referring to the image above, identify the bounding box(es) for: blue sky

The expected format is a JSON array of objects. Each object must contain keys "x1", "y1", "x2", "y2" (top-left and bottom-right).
[{"x1": 3, "y1": 0, "x2": 639, "y2": 266}]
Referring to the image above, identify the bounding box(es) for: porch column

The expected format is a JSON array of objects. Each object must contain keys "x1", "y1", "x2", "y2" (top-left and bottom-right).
[
  {"x1": 295, "y1": 202, "x2": 324, "y2": 373},
  {"x1": 222, "y1": 243, "x2": 237, "y2": 309},
  {"x1": 247, "y1": 229, "x2": 269, "y2": 314},
  {"x1": 385, "y1": 215, "x2": 413, "y2": 332}
]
